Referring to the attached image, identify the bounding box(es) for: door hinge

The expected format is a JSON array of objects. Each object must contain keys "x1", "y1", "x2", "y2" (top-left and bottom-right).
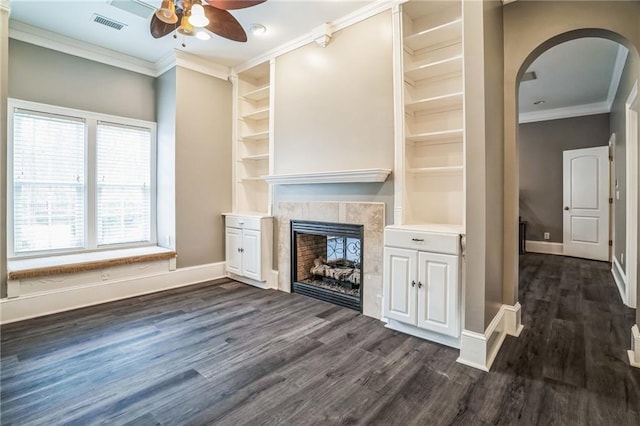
[
  {"x1": 460, "y1": 235, "x2": 466, "y2": 258},
  {"x1": 609, "y1": 197, "x2": 613, "y2": 204},
  {"x1": 609, "y1": 155, "x2": 613, "y2": 161},
  {"x1": 609, "y1": 240, "x2": 613, "y2": 247}
]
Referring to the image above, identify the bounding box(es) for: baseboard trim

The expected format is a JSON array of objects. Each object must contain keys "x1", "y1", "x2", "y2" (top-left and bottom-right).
[
  {"x1": 0, "y1": 262, "x2": 225, "y2": 324},
  {"x1": 612, "y1": 256, "x2": 628, "y2": 305},
  {"x1": 629, "y1": 324, "x2": 640, "y2": 368},
  {"x1": 457, "y1": 303, "x2": 522, "y2": 371},
  {"x1": 385, "y1": 319, "x2": 460, "y2": 349},
  {"x1": 525, "y1": 240, "x2": 564, "y2": 255}
]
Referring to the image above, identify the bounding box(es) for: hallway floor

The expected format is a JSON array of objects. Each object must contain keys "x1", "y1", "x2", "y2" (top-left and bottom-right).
[{"x1": 1, "y1": 254, "x2": 639, "y2": 424}]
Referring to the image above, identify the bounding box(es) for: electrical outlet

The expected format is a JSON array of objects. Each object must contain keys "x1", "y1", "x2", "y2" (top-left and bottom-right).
[{"x1": 544, "y1": 232, "x2": 550, "y2": 240}]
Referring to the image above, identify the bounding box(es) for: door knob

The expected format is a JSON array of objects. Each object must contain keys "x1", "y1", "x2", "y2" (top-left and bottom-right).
[
  {"x1": 411, "y1": 280, "x2": 416, "y2": 287},
  {"x1": 418, "y1": 281, "x2": 423, "y2": 288},
  {"x1": 564, "y1": 206, "x2": 569, "y2": 211}
]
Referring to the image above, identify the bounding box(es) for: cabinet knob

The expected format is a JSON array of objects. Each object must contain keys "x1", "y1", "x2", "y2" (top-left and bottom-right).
[
  {"x1": 411, "y1": 238, "x2": 424, "y2": 242},
  {"x1": 564, "y1": 206, "x2": 569, "y2": 211},
  {"x1": 418, "y1": 281, "x2": 423, "y2": 288},
  {"x1": 411, "y1": 280, "x2": 416, "y2": 287}
]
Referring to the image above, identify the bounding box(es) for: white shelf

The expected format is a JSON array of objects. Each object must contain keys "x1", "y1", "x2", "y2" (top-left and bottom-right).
[
  {"x1": 405, "y1": 128, "x2": 463, "y2": 144},
  {"x1": 408, "y1": 166, "x2": 463, "y2": 175},
  {"x1": 241, "y1": 85, "x2": 270, "y2": 102},
  {"x1": 404, "y1": 19, "x2": 462, "y2": 52},
  {"x1": 404, "y1": 55, "x2": 462, "y2": 82},
  {"x1": 241, "y1": 130, "x2": 270, "y2": 142},
  {"x1": 241, "y1": 154, "x2": 269, "y2": 161},
  {"x1": 242, "y1": 107, "x2": 270, "y2": 121},
  {"x1": 405, "y1": 92, "x2": 463, "y2": 113}
]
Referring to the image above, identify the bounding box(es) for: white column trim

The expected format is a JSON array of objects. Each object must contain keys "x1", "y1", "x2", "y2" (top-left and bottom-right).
[
  {"x1": 628, "y1": 324, "x2": 640, "y2": 368},
  {"x1": 0, "y1": 0, "x2": 10, "y2": 13},
  {"x1": 457, "y1": 303, "x2": 523, "y2": 371}
]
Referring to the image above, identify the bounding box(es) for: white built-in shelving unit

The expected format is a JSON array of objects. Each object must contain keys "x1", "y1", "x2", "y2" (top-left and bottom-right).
[
  {"x1": 232, "y1": 60, "x2": 274, "y2": 215},
  {"x1": 394, "y1": 0, "x2": 465, "y2": 229}
]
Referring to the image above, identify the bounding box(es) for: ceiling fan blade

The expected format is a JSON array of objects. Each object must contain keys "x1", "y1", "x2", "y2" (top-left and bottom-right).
[
  {"x1": 150, "y1": 11, "x2": 182, "y2": 39},
  {"x1": 203, "y1": 5, "x2": 247, "y2": 42},
  {"x1": 205, "y1": 0, "x2": 267, "y2": 10}
]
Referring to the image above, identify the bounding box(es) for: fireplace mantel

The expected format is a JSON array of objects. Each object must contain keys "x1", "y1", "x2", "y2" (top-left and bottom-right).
[{"x1": 263, "y1": 168, "x2": 391, "y2": 185}]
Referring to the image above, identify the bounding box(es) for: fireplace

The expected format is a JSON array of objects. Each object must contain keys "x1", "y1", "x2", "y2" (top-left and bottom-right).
[{"x1": 291, "y1": 220, "x2": 364, "y2": 312}]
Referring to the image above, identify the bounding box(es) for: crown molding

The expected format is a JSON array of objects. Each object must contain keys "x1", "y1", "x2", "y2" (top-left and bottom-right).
[
  {"x1": 234, "y1": 0, "x2": 397, "y2": 74},
  {"x1": 519, "y1": 101, "x2": 610, "y2": 124},
  {"x1": 0, "y1": 1, "x2": 10, "y2": 13},
  {"x1": 607, "y1": 44, "x2": 629, "y2": 108},
  {"x1": 9, "y1": 20, "x2": 159, "y2": 76},
  {"x1": 173, "y1": 50, "x2": 230, "y2": 81}
]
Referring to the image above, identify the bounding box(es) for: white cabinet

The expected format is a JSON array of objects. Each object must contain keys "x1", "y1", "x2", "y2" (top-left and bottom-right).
[
  {"x1": 223, "y1": 214, "x2": 273, "y2": 288},
  {"x1": 383, "y1": 226, "x2": 461, "y2": 347}
]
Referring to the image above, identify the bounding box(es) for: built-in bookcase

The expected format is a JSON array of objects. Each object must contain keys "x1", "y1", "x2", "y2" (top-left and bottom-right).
[
  {"x1": 233, "y1": 60, "x2": 273, "y2": 215},
  {"x1": 394, "y1": 0, "x2": 465, "y2": 229}
]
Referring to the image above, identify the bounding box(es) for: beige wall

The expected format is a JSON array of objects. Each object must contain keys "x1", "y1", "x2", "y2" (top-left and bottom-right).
[
  {"x1": 519, "y1": 114, "x2": 611, "y2": 243},
  {"x1": 174, "y1": 67, "x2": 232, "y2": 268},
  {"x1": 0, "y1": 6, "x2": 8, "y2": 298},
  {"x1": 155, "y1": 68, "x2": 177, "y2": 252},
  {"x1": 463, "y1": 0, "x2": 504, "y2": 333},
  {"x1": 503, "y1": 1, "x2": 640, "y2": 320},
  {"x1": 611, "y1": 54, "x2": 639, "y2": 271},
  {"x1": 273, "y1": 11, "x2": 394, "y2": 175},
  {"x1": 8, "y1": 40, "x2": 155, "y2": 122}
]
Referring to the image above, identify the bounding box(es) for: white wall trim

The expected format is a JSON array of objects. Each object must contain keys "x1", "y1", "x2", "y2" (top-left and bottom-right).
[
  {"x1": 0, "y1": 0, "x2": 10, "y2": 13},
  {"x1": 457, "y1": 305, "x2": 512, "y2": 371},
  {"x1": 628, "y1": 324, "x2": 640, "y2": 368},
  {"x1": 0, "y1": 262, "x2": 225, "y2": 324},
  {"x1": 8, "y1": 20, "x2": 159, "y2": 77},
  {"x1": 607, "y1": 45, "x2": 629, "y2": 108},
  {"x1": 174, "y1": 50, "x2": 230, "y2": 81},
  {"x1": 503, "y1": 302, "x2": 524, "y2": 337},
  {"x1": 519, "y1": 101, "x2": 610, "y2": 124},
  {"x1": 525, "y1": 240, "x2": 564, "y2": 255},
  {"x1": 625, "y1": 81, "x2": 638, "y2": 310},
  {"x1": 612, "y1": 255, "x2": 628, "y2": 305},
  {"x1": 233, "y1": 0, "x2": 397, "y2": 74}
]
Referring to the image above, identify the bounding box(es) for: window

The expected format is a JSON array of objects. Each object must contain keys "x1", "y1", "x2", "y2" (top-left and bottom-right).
[{"x1": 8, "y1": 99, "x2": 156, "y2": 257}]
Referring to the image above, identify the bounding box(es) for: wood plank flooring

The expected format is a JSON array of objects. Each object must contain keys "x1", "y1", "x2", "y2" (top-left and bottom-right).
[{"x1": 1, "y1": 253, "x2": 639, "y2": 425}]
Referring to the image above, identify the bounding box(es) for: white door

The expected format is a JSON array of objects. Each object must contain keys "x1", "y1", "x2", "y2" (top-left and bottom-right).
[
  {"x1": 225, "y1": 227, "x2": 243, "y2": 275},
  {"x1": 241, "y1": 229, "x2": 261, "y2": 280},
  {"x1": 383, "y1": 247, "x2": 417, "y2": 324},
  {"x1": 416, "y1": 252, "x2": 459, "y2": 337},
  {"x1": 563, "y1": 146, "x2": 610, "y2": 261}
]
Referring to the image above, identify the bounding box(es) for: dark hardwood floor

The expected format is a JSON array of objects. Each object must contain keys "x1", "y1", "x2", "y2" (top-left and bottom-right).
[{"x1": 1, "y1": 253, "x2": 639, "y2": 425}]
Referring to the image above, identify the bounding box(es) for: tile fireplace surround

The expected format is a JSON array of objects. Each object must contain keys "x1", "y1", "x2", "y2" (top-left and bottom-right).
[{"x1": 277, "y1": 202, "x2": 385, "y2": 319}]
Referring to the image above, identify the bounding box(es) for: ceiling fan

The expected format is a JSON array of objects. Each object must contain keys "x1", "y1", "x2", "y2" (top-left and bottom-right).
[{"x1": 150, "y1": 0, "x2": 267, "y2": 44}]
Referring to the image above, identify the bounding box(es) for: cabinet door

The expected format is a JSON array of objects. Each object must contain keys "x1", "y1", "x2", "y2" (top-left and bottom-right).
[
  {"x1": 383, "y1": 247, "x2": 417, "y2": 324},
  {"x1": 241, "y1": 229, "x2": 262, "y2": 281},
  {"x1": 225, "y1": 227, "x2": 243, "y2": 275},
  {"x1": 416, "y1": 252, "x2": 459, "y2": 337}
]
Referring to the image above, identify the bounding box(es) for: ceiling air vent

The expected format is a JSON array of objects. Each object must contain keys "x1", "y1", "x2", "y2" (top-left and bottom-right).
[
  {"x1": 91, "y1": 14, "x2": 127, "y2": 31},
  {"x1": 521, "y1": 71, "x2": 537, "y2": 82}
]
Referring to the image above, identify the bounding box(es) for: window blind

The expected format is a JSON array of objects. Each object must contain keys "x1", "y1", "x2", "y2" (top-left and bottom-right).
[
  {"x1": 96, "y1": 122, "x2": 151, "y2": 246},
  {"x1": 12, "y1": 109, "x2": 86, "y2": 253}
]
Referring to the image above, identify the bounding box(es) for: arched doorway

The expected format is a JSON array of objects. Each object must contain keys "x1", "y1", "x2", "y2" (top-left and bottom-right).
[{"x1": 502, "y1": 1, "x2": 640, "y2": 365}]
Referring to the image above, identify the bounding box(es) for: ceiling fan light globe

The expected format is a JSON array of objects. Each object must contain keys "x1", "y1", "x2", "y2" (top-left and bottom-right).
[
  {"x1": 155, "y1": 0, "x2": 178, "y2": 24},
  {"x1": 188, "y1": 4, "x2": 210, "y2": 27},
  {"x1": 178, "y1": 14, "x2": 194, "y2": 36}
]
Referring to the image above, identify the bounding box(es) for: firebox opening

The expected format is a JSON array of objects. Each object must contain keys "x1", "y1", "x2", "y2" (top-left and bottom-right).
[{"x1": 291, "y1": 221, "x2": 363, "y2": 311}]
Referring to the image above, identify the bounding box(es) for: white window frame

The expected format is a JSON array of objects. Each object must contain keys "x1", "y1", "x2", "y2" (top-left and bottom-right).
[{"x1": 7, "y1": 98, "x2": 157, "y2": 259}]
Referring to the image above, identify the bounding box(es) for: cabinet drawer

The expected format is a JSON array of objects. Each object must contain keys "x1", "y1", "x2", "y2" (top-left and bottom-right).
[
  {"x1": 225, "y1": 215, "x2": 261, "y2": 230},
  {"x1": 385, "y1": 228, "x2": 459, "y2": 255}
]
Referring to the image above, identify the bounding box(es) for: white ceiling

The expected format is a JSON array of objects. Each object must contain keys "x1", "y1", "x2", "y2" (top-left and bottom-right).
[
  {"x1": 8, "y1": 0, "x2": 373, "y2": 67},
  {"x1": 519, "y1": 37, "x2": 627, "y2": 120}
]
